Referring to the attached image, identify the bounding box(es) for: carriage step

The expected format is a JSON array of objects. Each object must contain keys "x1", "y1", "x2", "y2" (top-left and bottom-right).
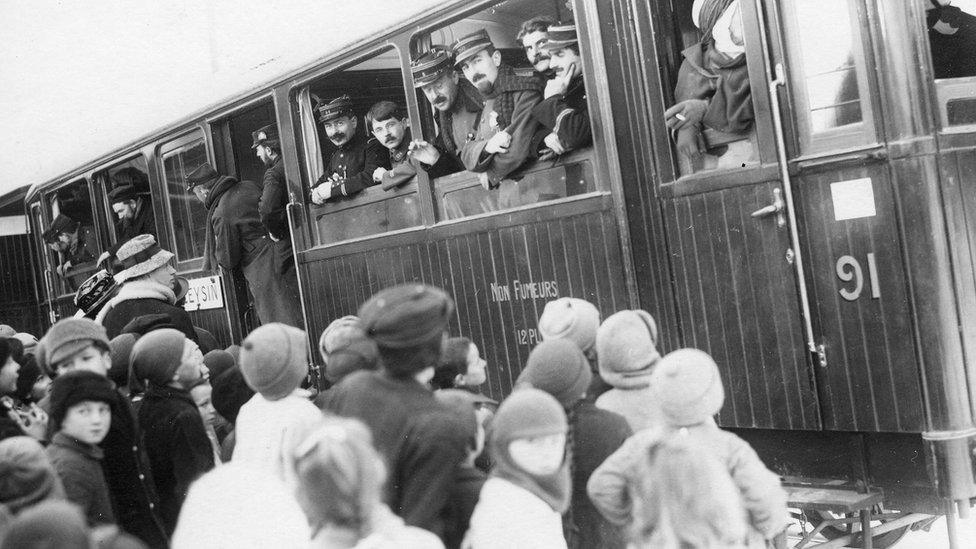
[{"x1": 785, "y1": 486, "x2": 883, "y2": 514}]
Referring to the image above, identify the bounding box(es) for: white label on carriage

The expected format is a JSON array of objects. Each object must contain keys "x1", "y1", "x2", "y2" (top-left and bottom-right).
[
  {"x1": 183, "y1": 276, "x2": 225, "y2": 311},
  {"x1": 830, "y1": 178, "x2": 876, "y2": 221}
]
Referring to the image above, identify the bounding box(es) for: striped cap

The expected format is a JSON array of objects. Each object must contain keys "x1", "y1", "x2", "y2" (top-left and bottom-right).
[
  {"x1": 542, "y1": 23, "x2": 578, "y2": 51},
  {"x1": 317, "y1": 95, "x2": 355, "y2": 124},
  {"x1": 411, "y1": 46, "x2": 454, "y2": 88},
  {"x1": 452, "y1": 29, "x2": 494, "y2": 66}
]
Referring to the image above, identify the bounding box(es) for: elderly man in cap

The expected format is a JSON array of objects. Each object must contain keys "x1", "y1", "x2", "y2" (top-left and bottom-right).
[
  {"x1": 404, "y1": 47, "x2": 481, "y2": 180},
  {"x1": 107, "y1": 167, "x2": 156, "y2": 250},
  {"x1": 453, "y1": 29, "x2": 544, "y2": 193},
  {"x1": 184, "y1": 163, "x2": 302, "y2": 327},
  {"x1": 324, "y1": 283, "x2": 470, "y2": 540},
  {"x1": 253, "y1": 124, "x2": 296, "y2": 276},
  {"x1": 531, "y1": 23, "x2": 592, "y2": 158},
  {"x1": 43, "y1": 214, "x2": 99, "y2": 282},
  {"x1": 94, "y1": 234, "x2": 199, "y2": 343},
  {"x1": 309, "y1": 95, "x2": 388, "y2": 204}
]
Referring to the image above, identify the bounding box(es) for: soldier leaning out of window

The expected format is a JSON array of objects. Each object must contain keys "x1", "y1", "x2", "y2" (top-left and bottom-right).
[
  {"x1": 43, "y1": 214, "x2": 99, "y2": 282},
  {"x1": 309, "y1": 95, "x2": 389, "y2": 204}
]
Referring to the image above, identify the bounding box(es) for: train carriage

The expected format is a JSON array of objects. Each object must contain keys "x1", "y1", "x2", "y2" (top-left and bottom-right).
[{"x1": 17, "y1": 0, "x2": 976, "y2": 546}]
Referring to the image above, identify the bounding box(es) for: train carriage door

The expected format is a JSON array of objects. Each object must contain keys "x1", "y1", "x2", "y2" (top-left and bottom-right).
[{"x1": 641, "y1": 0, "x2": 821, "y2": 430}]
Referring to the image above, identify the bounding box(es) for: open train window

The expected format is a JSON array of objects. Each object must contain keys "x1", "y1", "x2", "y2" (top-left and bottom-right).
[
  {"x1": 926, "y1": 0, "x2": 976, "y2": 129},
  {"x1": 93, "y1": 155, "x2": 154, "y2": 251},
  {"x1": 160, "y1": 133, "x2": 209, "y2": 268},
  {"x1": 44, "y1": 178, "x2": 100, "y2": 294},
  {"x1": 411, "y1": 0, "x2": 599, "y2": 221},
  {"x1": 779, "y1": 0, "x2": 877, "y2": 153},
  {"x1": 296, "y1": 46, "x2": 422, "y2": 246}
]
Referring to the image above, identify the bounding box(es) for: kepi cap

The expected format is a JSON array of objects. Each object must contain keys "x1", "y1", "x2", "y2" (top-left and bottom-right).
[
  {"x1": 108, "y1": 168, "x2": 150, "y2": 203},
  {"x1": 42, "y1": 215, "x2": 78, "y2": 243},
  {"x1": 452, "y1": 29, "x2": 494, "y2": 66},
  {"x1": 185, "y1": 163, "x2": 220, "y2": 190},
  {"x1": 317, "y1": 95, "x2": 355, "y2": 124},
  {"x1": 411, "y1": 46, "x2": 455, "y2": 88},
  {"x1": 542, "y1": 23, "x2": 578, "y2": 51},
  {"x1": 251, "y1": 124, "x2": 279, "y2": 149}
]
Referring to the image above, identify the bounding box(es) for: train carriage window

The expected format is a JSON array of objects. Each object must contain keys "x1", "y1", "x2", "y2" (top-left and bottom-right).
[
  {"x1": 657, "y1": 0, "x2": 762, "y2": 177},
  {"x1": 926, "y1": 0, "x2": 976, "y2": 128},
  {"x1": 780, "y1": 0, "x2": 877, "y2": 152},
  {"x1": 44, "y1": 178, "x2": 100, "y2": 293},
  {"x1": 296, "y1": 47, "x2": 422, "y2": 246},
  {"x1": 161, "y1": 137, "x2": 209, "y2": 265},
  {"x1": 412, "y1": 0, "x2": 600, "y2": 220},
  {"x1": 94, "y1": 156, "x2": 154, "y2": 250}
]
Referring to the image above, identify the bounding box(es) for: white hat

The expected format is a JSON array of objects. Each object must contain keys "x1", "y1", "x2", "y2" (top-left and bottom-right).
[{"x1": 114, "y1": 234, "x2": 174, "y2": 283}]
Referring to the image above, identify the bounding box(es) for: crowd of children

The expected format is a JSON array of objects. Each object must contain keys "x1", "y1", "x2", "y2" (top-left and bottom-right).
[{"x1": 0, "y1": 285, "x2": 789, "y2": 548}]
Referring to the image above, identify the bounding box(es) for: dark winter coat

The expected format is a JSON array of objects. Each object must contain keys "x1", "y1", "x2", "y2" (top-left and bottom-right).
[
  {"x1": 317, "y1": 132, "x2": 389, "y2": 200},
  {"x1": 532, "y1": 75, "x2": 592, "y2": 153},
  {"x1": 442, "y1": 465, "x2": 487, "y2": 549},
  {"x1": 47, "y1": 432, "x2": 116, "y2": 526},
  {"x1": 102, "y1": 389, "x2": 168, "y2": 548},
  {"x1": 324, "y1": 370, "x2": 469, "y2": 539},
  {"x1": 114, "y1": 200, "x2": 157, "y2": 252},
  {"x1": 207, "y1": 175, "x2": 302, "y2": 327},
  {"x1": 566, "y1": 400, "x2": 631, "y2": 549},
  {"x1": 258, "y1": 157, "x2": 296, "y2": 275},
  {"x1": 98, "y1": 280, "x2": 199, "y2": 344},
  {"x1": 138, "y1": 383, "x2": 215, "y2": 535}
]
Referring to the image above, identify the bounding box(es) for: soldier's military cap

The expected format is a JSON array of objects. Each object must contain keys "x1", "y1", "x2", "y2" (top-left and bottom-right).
[
  {"x1": 185, "y1": 163, "x2": 220, "y2": 190},
  {"x1": 107, "y1": 169, "x2": 150, "y2": 203},
  {"x1": 251, "y1": 124, "x2": 279, "y2": 149},
  {"x1": 411, "y1": 46, "x2": 454, "y2": 88},
  {"x1": 542, "y1": 23, "x2": 579, "y2": 51},
  {"x1": 317, "y1": 95, "x2": 356, "y2": 124},
  {"x1": 358, "y1": 283, "x2": 455, "y2": 349},
  {"x1": 43, "y1": 215, "x2": 79, "y2": 243},
  {"x1": 452, "y1": 29, "x2": 494, "y2": 66}
]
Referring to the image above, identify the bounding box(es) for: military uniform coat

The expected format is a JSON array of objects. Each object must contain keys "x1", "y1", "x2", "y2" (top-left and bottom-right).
[
  {"x1": 317, "y1": 132, "x2": 389, "y2": 201},
  {"x1": 379, "y1": 128, "x2": 419, "y2": 190},
  {"x1": 207, "y1": 175, "x2": 302, "y2": 327},
  {"x1": 531, "y1": 75, "x2": 592, "y2": 153},
  {"x1": 257, "y1": 157, "x2": 295, "y2": 275},
  {"x1": 113, "y1": 200, "x2": 156, "y2": 252},
  {"x1": 425, "y1": 79, "x2": 482, "y2": 178}
]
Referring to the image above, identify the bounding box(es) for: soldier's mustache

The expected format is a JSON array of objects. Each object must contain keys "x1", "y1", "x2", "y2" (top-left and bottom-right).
[
  {"x1": 433, "y1": 95, "x2": 447, "y2": 105},
  {"x1": 330, "y1": 132, "x2": 346, "y2": 143},
  {"x1": 384, "y1": 135, "x2": 397, "y2": 143},
  {"x1": 472, "y1": 73, "x2": 487, "y2": 82}
]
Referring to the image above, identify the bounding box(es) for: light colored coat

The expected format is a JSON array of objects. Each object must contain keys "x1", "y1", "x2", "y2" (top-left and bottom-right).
[
  {"x1": 595, "y1": 386, "x2": 663, "y2": 433},
  {"x1": 232, "y1": 392, "x2": 322, "y2": 485},
  {"x1": 463, "y1": 477, "x2": 567, "y2": 549}
]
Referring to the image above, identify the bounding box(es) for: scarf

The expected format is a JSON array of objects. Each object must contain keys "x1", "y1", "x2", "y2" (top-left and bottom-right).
[
  {"x1": 201, "y1": 175, "x2": 239, "y2": 272},
  {"x1": 95, "y1": 278, "x2": 176, "y2": 325},
  {"x1": 481, "y1": 65, "x2": 544, "y2": 129},
  {"x1": 438, "y1": 79, "x2": 484, "y2": 156},
  {"x1": 489, "y1": 435, "x2": 571, "y2": 514}
]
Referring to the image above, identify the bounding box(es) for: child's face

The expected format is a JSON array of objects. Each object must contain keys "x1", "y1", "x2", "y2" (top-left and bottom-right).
[
  {"x1": 55, "y1": 344, "x2": 110, "y2": 378},
  {"x1": 508, "y1": 432, "x2": 566, "y2": 476},
  {"x1": 191, "y1": 383, "x2": 216, "y2": 427},
  {"x1": 0, "y1": 356, "x2": 19, "y2": 394},
  {"x1": 462, "y1": 343, "x2": 487, "y2": 387},
  {"x1": 61, "y1": 400, "x2": 112, "y2": 445},
  {"x1": 174, "y1": 341, "x2": 207, "y2": 388}
]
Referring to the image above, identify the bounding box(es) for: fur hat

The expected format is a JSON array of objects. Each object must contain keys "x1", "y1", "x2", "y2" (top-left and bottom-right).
[
  {"x1": 538, "y1": 298, "x2": 600, "y2": 353},
  {"x1": 203, "y1": 349, "x2": 236, "y2": 380},
  {"x1": 129, "y1": 328, "x2": 187, "y2": 387},
  {"x1": 108, "y1": 333, "x2": 138, "y2": 387},
  {"x1": 359, "y1": 284, "x2": 455, "y2": 349},
  {"x1": 211, "y1": 366, "x2": 255, "y2": 425},
  {"x1": 650, "y1": 349, "x2": 725, "y2": 427},
  {"x1": 516, "y1": 339, "x2": 592, "y2": 407},
  {"x1": 319, "y1": 315, "x2": 364, "y2": 357},
  {"x1": 239, "y1": 323, "x2": 308, "y2": 400},
  {"x1": 48, "y1": 370, "x2": 117, "y2": 437},
  {"x1": 0, "y1": 500, "x2": 90, "y2": 549},
  {"x1": 38, "y1": 318, "x2": 110, "y2": 375},
  {"x1": 0, "y1": 436, "x2": 65, "y2": 514},
  {"x1": 114, "y1": 235, "x2": 175, "y2": 284},
  {"x1": 324, "y1": 336, "x2": 379, "y2": 384},
  {"x1": 596, "y1": 310, "x2": 661, "y2": 389}
]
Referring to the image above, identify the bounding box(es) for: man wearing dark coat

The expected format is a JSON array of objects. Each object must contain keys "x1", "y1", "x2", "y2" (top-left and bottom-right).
[
  {"x1": 531, "y1": 24, "x2": 592, "y2": 157},
  {"x1": 253, "y1": 125, "x2": 296, "y2": 276},
  {"x1": 107, "y1": 167, "x2": 156, "y2": 251},
  {"x1": 309, "y1": 96, "x2": 389, "y2": 204},
  {"x1": 454, "y1": 29, "x2": 544, "y2": 189},
  {"x1": 43, "y1": 214, "x2": 99, "y2": 287},
  {"x1": 406, "y1": 47, "x2": 482, "y2": 178},
  {"x1": 185, "y1": 163, "x2": 302, "y2": 327},
  {"x1": 366, "y1": 101, "x2": 423, "y2": 190}
]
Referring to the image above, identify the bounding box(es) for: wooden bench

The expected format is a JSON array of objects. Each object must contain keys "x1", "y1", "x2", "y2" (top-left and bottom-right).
[{"x1": 785, "y1": 486, "x2": 883, "y2": 549}]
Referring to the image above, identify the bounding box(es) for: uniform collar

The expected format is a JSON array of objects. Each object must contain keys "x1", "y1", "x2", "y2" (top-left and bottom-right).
[{"x1": 388, "y1": 128, "x2": 412, "y2": 163}]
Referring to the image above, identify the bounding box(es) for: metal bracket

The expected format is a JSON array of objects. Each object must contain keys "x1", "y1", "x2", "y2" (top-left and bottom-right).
[{"x1": 816, "y1": 343, "x2": 828, "y2": 369}]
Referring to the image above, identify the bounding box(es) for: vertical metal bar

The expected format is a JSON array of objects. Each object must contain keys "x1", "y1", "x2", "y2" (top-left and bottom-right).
[
  {"x1": 947, "y1": 502, "x2": 960, "y2": 549},
  {"x1": 285, "y1": 197, "x2": 318, "y2": 384},
  {"x1": 753, "y1": 0, "x2": 819, "y2": 353},
  {"x1": 860, "y1": 509, "x2": 873, "y2": 549}
]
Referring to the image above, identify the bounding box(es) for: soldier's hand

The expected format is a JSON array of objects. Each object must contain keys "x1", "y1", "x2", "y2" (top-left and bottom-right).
[
  {"x1": 675, "y1": 126, "x2": 703, "y2": 161},
  {"x1": 543, "y1": 132, "x2": 566, "y2": 155},
  {"x1": 408, "y1": 140, "x2": 441, "y2": 165},
  {"x1": 544, "y1": 63, "x2": 576, "y2": 99},
  {"x1": 665, "y1": 99, "x2": 708, "y2": 131},
  {"x1": 372, "y1": 167, "x2": 387, "y2": 183},
  {"x1": 485, "y1": 131, "x2": 512, "y2": 154},
  {"x1": 310, "y1": 185, "x2": 327, "y2": 205}
]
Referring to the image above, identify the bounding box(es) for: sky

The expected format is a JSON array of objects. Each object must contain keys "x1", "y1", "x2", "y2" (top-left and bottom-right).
[{"x1": 0, "y1": 0, "x2": 445, "y2": 198}]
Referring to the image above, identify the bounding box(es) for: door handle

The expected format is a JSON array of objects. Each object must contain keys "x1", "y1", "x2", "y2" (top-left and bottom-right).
[{"x1": 751, "y1": 187, "x2": 786, "y2": 227}]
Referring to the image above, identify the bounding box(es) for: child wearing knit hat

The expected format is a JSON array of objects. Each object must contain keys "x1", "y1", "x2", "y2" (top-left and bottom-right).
[
  {"x1": 46, "y1": 370, "x2": 118, "y2": 526},
  {"x1": 537, "y1": 297, "x2": 612, "y2": 401},
  {"x1": 465, "y1": 388, "x2": 571, "y2": 549},
  {"x1": 594, "y1": 309, "x2": 664, "y2": 432},
  {"x1": 588, "y1": 349, "x2": 789, "y2": 545},
  {"x1": 37, "y1": 318, "x2": 112, "y2": 378},
  {"x1": 232, "y1": 323, "x2": 323, "y2": 485},
  {"x1": 0, "y1": 436, "x2": 66, "y2": 515}
]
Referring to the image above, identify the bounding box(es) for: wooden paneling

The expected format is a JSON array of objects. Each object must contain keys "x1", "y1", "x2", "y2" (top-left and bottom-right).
[
  {"x1": 300, "y1": 209, "x2": 628, "y2": 402},
  {"x1": 797, "y1": 164, "x2": 924, "y2": 432},
  {"x1": 0, "y1": 234, "x2": 43, "y2": 335},
  {"x1": 663, "y1": 181, "x2": 821, "y2": 431}
]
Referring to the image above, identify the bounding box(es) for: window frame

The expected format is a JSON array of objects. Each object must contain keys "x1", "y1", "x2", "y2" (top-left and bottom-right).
[
  {"x1": 43, "y1": 176, "x2": 101, "y2": 297},
  {"x1": 92, "y1": 154, "x2": 152, "y2": 247},
  {"x1": 157, "y1": 129, "x2": 211, "y2": 272}
]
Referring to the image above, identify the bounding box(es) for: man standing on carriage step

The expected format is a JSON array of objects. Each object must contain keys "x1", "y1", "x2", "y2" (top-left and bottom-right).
[
  {"x1": 185, "y1": 163, "x2": 302, "y2": 328},
  {"x1": 453, "y1": 29, "x2": 545, "y2": 206},
  {"x1": 253, "y1": 124, "x2": 295, "y2": 276},
  {"x1": 309, "y1": 95, "x2": 388, "y2": 204},
  {"x1": 405, "y1": 47, "x2": 481, "y2": 179}
]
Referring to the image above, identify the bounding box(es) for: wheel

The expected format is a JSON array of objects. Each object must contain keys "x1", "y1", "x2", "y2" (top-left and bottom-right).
[{"x1": 802, "y1": 510, "x2": 910, "y2": 548}]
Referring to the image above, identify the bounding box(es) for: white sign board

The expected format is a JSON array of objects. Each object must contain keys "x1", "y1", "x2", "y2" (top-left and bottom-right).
[
  {"x1": 830, "y1": 178, "x2": 876, "y2": 221},
  {"x1": 183, "y1": 275, "x2": 225, "y2": 311}
]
